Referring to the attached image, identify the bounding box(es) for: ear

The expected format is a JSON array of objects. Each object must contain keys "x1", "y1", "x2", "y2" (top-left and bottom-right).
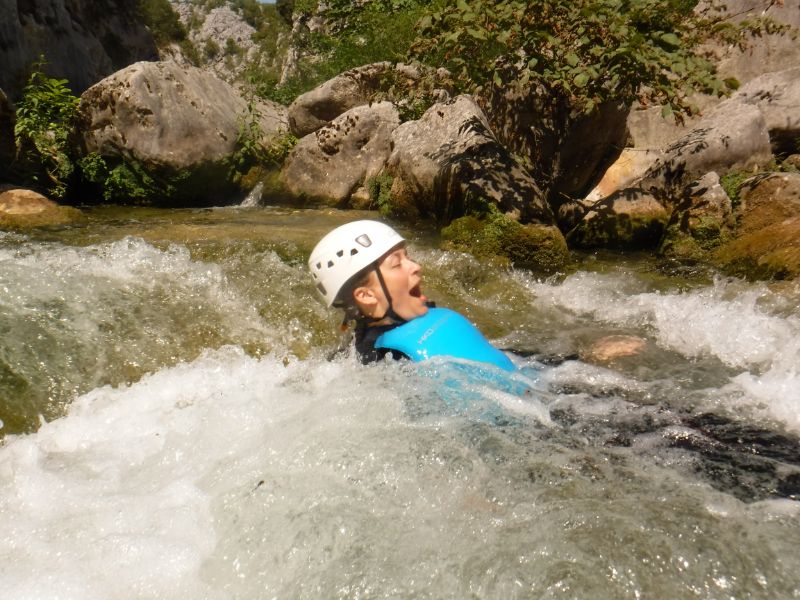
[{"x1": 353, "y1": 285, "x2": 379, "y2": 309}]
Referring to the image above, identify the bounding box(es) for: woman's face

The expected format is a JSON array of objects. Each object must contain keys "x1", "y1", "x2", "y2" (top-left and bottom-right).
[{"x1": 355, "y1": 245, "x2": 428, "y2": 321}]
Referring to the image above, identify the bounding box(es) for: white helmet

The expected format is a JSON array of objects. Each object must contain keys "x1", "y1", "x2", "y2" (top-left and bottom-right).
[{"x1": 309, "y1": 220, "x2": 404, "y2": 307}]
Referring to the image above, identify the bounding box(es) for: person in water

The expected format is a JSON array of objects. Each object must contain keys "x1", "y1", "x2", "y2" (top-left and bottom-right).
[{"x1": 308, "y1": 220, "x2": 516, "y2": 370}]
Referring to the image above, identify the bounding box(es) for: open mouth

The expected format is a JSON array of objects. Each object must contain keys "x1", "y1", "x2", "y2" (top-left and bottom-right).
[{"x1": 409, "y1": 282, "x2": 426, "y2": 301}]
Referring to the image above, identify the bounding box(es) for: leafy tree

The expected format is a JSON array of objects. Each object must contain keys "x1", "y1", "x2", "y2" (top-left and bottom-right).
[{"x1": 412, "y1": 0, "x2": 776, "y2": 120}]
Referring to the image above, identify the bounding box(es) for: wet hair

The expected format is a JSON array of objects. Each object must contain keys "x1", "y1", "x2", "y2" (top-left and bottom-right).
[{"x1": 333, "y1": 266, "x2": 375, "y2": 322}]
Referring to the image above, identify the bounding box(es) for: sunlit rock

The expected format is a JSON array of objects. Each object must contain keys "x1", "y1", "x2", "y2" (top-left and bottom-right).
[
  {"x1": 287, "y1": 62, "x2": 451, "y2": 137},
  {"x1": 0, "y1": 188, "x2": 81, "y2": 228},
  {"x1": 637, "y1": 101, "x2": 772, "y2": 199},
  {"x1": 387, "y1": 95, "x2": 554, "y2": 224},
  {"x1": 714, "y1": 172, "x2": 800, "y2": 280},
  {"x1": 732, "y1": 67, "x2": 800, "y2": 156},
  {"x1": 584, "y1": 148, "x2": 663, "y2": 204},
  {"x1": 567, "y1": 188, "x2": 669, "y2": 249},
  {"x1": 281, "y1": 102, "x2": 399, "y2": 205}
]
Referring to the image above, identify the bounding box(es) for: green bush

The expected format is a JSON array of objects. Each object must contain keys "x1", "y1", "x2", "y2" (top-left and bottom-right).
[{"x1": 13, "y1": 66, "x2": 80, "y2": 198}]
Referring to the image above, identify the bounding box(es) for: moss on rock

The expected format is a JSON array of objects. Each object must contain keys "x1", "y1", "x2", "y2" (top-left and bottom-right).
[{"x1": 441, "y1": 211, "x2": 568, "y2": 272}]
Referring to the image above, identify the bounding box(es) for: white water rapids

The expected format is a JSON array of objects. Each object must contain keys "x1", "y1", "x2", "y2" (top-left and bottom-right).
[{"x1": 0, "y1": 208, "x2": 799, "y2": 598}]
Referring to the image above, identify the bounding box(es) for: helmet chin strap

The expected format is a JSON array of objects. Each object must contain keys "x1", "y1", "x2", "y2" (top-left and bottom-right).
[{"x1": 372, "y1": 264, "x2": 407, "y2": 324}]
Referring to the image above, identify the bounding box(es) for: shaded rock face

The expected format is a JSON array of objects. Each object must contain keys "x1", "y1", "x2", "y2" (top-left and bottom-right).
[
  {"x1": 478, "y1": 86, "x2": 630, "y2": 206},
  {"x1": 637, "y1": 100, "x2": 772, "y2": 200},
  {"x1": 567, "y1": 188, "x2": 669, "y2": 249},
  {"x1": 387, "y1": 95, "x2": 554, "y2": 224},
  {"x1": 714, "y1": 172, "x2": 800, "y2": 280},
  {"x1": 660, "y1": 172, "x2": 733, "y2": 260},
  {"x1": 281, "y1": 102, "x2": 400, "y2": 204},
  {"x1": 0, "y1": 188, "x2": 81, "y2": 228},
  {"x1": 0, "y1": 0, "x2": 158, "y2": 101},
  {"x1": 0, "y1": 88, "x2": 14, "y2": 179},
  {"x1": 77, "y1": 61, "x2": 287, "y2": 204}
]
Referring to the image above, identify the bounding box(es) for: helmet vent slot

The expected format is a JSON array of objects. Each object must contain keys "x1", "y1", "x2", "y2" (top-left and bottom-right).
[
  {"x1": 327, "y1": 260, "x2": 334, "y2": 267},
  {"x1": 316, "y1": 262, "x2": 321, "y2": 269},
  {"x1": 336, "y1": 250, "x2": 344, "y2": 257},
  {"x1": 350, "y1": 248, "x2": 358, "y2": 255}
]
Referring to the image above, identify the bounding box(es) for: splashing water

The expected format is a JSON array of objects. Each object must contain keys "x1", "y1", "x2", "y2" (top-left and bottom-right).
[{"x1": 1, "y1": 207, "x2": 799, "y2": 598}]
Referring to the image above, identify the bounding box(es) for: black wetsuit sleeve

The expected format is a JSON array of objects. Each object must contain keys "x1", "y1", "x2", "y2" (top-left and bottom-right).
[{"x1": 354, "y1": 323, "x2": 408, "y2": 365}]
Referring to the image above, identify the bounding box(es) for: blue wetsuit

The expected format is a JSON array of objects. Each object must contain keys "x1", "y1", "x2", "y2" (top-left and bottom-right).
[{"x1": 355, "y1": 307, "x2": 515, "y2": 371}]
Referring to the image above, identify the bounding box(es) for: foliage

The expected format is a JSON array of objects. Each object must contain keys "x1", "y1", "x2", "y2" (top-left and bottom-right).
[
  {"x1": 720, "y1": 169, "x2": 751, "y2": 208},
  {"x1": 410, "y1": 0, "x2": 782, "y2": 121},
  {"x1": 366, "y1": 171, "x2": 394, "y2": 215},
  {"x1": 137, "y1": 0, "x2": 187, "y2": 45},
  {"x1": 270, "y1": 0, "x2": 434, "y2": 105},
  {"x1": 13, "y1": 66, "x2": 80, "y2": 198},
  {"x1": 103, "y1": 162, "x2": 160, "y2": 203}
]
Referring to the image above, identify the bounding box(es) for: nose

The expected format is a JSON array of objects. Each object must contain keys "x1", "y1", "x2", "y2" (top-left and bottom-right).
[{"x1": 405, "y1": 256, "x2": 421, "y2": 274}]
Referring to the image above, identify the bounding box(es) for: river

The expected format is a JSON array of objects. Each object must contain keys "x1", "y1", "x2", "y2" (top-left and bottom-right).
[{"x1": 1, "y1": 205, "x2": 799, "y2": 598}]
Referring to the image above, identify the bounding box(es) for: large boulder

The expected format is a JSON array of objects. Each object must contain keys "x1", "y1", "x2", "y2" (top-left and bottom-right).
[
  {"x1": 636, "y1": 100, "x2": 772, "y2": 201},
  {"x1": 0, "y1": 0, "x2": 157, "y2": 101},
  {"x1": 714, "y1": 172, "x2": 800, "y2": 280},
  {"x1": 281, "y1": 102, "x2": 400, "y2": 205},
  {"x1": 0, "y1": 188, "x2": 82, "y2": 228},
  {"x1": 386, "y1": 95, "x2": 554, "y2": 224},
  {"x1": 76, "y1": 61, "x2": 287, "y2": 205},
  {"x1": 731, "y1": 68, "x2": 800, "y2": 156}
]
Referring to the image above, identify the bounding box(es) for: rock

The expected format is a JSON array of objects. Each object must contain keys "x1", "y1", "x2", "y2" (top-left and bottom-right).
[
  {"x1": 714, "y1": 172, "x2": 800, "y2": 280},
  {"x1": 287, "y1": 62, "x2": 452, "y2": 137},
  {"x1": 387, "y1": 95, "x2": 554, "y2": 224},
  {"x1": 660, "y1": 172, "x2": 733, "y2": 260},
  {"x1": 288, "y1": 62, "x2": 393, "y2": 137},
  {"x1": 731, "y1": 67, "x2": 800, "y2": 156},
  {"x1": 637, "y1": 100, "x2": 772, "y2": 200},
  {"x1": 0, "y1": 0, "x2": 157, "y2": 101},
  {"x1": 627, "y1": 0, "x2": 800, "y2": 150},
  {"x1": 0, "y1": 87, "x2": 14, "y2": 179},
  {"x1": 567, "y1": 189, "x2": 669, "y2": 249},
  {"x1": 0, "y1": 188, "x2": 81, "y2": 228},
  {"x1": 584, "y1": 148, "x2": 663, "y2": 203},
  {"x1": 76, "y1": 61, "x2": 288, "y2": 205},
  {"x1": 441, "y1": 214, "x2": 568, "y2": 273},
  {"x1": 281, "y1": 102, "x2": 400, "y2": 205},
  {"x1": 580, "y1": 335, "x2": 647, "y2": 364}
]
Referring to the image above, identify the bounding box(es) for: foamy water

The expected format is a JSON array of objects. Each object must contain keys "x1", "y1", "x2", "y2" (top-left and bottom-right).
[{"x1": 1, "y1": 210, "x2": 799, "y2": 597}]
